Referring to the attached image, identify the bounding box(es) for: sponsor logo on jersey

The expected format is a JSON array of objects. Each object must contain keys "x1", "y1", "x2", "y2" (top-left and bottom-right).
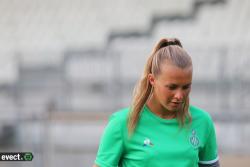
[
  {"x1": 189, "y1": 129, "x2": 199, "y2": 149},
  {"x1": 143, "y1": 138, "x2": 154, "y2": 147}
]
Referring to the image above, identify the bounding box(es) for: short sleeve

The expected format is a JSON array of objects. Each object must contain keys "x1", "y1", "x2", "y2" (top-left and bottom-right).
[
  {"x1": 199, "y1": 118, "x2": 219, "y2": 165},
  {"x1": 95, "y1": 114, "x2": 125, "y2": 167}
]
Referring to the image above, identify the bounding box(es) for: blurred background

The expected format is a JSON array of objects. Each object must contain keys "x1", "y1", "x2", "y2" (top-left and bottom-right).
[{"x1": 0, "y1": 0, "x2": 250, "y2": 166}]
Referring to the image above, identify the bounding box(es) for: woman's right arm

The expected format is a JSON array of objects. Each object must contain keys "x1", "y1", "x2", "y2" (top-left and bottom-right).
[{"x1": 94, "y1": 113, "x2": 125, "y2": 167}]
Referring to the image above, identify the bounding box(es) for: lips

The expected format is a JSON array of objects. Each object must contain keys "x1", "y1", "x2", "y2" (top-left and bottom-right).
[
  {"x1": 171, "y1": 102, "x2": 183, "y2": 107},
  {"x1": 171, "y1": 101, "x2": 183, "y2": 104}
]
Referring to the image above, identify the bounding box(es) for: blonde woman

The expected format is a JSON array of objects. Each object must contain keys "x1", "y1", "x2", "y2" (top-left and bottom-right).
[{"x1": 93, "y1": 38, "x2": 220, "y2": 167}]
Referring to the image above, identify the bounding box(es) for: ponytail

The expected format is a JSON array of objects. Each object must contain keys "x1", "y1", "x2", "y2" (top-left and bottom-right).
[{"x1": 127, "y1": 52, "x2": 154, "y2": 135}]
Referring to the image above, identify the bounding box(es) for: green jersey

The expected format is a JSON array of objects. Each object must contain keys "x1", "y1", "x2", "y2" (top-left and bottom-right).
[{"x1": 95, "y1": 105, "x2": 219, "y2": 167}]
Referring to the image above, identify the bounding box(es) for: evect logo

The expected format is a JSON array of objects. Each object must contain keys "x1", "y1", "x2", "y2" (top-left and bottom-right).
[{"x1": 0, "y1": 152, "x2": 33, "y2": 161}]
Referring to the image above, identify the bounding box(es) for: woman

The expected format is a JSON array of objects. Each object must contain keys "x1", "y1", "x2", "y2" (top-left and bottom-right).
[{"x1": 93, "y1": 38, "x2": 220, "y2": 167}]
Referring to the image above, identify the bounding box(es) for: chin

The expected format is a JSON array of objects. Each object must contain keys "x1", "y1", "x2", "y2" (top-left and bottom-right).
[
  {"x1": 162, "y1": 106, "x2": 176, "y2": 112},
  {"x1": 167, "y1": 106, "x2": 181, "y2": 112}
]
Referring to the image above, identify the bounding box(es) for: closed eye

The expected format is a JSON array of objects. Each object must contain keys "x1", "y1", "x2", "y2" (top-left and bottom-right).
[
  {"x1": 182, "y1": 84, "x2": 191, "y2": 90},
  {"x1": 166, "y1": 84, "x2": 178, "y2": 90}
]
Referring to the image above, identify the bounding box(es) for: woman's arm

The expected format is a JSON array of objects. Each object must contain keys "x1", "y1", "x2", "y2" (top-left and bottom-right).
[
  {"x1": 92, "y1": 164, "x2": 99, "y2": 167},
  {"x1": 94, "y1": 113, "x2": 125, "y2": 167}
]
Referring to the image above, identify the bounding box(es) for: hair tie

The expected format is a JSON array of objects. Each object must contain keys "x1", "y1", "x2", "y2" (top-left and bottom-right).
[{"x1": 160, "y1": 40, "x2": 182, "y2": 49}]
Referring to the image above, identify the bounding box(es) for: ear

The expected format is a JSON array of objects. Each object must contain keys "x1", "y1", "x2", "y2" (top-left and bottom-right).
[{"x1": 148, "y1": 73, "x2": 155, "y2": 86}]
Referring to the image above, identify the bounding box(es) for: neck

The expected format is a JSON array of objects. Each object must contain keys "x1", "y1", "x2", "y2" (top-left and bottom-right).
[{"x1": 146, "y1": 95, "x2": 177, "y2": 119}]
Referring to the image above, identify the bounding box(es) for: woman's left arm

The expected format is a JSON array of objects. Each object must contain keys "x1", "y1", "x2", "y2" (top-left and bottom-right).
[
  {"x1": 199, "y1": 161, "x2": 220, "y2": 167},
  {"x1": 198, "y1": 115, "x2": 220, "y2": 167}
]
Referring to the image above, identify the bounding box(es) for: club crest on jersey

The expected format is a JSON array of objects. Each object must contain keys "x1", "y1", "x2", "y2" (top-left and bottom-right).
[
  {"x1": 143, "y1": 138, "x2": 154, "y2": 147},
  {"x1": 189, "y1": 129, "x2": 199, "y2": 148}
]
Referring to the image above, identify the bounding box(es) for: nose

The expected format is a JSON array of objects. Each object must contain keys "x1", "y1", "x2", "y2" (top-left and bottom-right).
[{"x1": 174, "y1": 90, "x2": 184, "y2": 101}]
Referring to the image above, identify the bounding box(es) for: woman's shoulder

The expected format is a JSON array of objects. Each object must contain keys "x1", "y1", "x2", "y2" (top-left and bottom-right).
[
  {"x1": 109, "y1": 107, "x2": 130, "y2": 123},
  {"x1": 189, "y1": 105, "x2": 213, "y2": 122}
]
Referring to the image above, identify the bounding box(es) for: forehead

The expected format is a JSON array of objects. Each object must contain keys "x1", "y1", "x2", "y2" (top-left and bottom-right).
[{"x1": 157, "y1": 63, "x2": 193, "y2": 84}]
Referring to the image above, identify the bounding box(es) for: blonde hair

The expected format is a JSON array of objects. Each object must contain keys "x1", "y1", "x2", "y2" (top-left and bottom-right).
[{"x1": 128, "y1": 38, "x2": 192, "y2": 135}]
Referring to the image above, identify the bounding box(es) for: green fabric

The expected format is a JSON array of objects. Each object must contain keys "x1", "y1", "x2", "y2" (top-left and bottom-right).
[{"x1": 95, "y1": 105, "x2": 218, "y2": 167}]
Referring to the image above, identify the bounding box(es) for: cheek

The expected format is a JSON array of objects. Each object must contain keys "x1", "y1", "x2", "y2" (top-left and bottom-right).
[
  {"x1": 185, "y1": 89, "x2": 191, "y2": 96},
  {"x1": 182, "y1": 90, "x2": 191, "y2": 100},
  {"x1": 157, "y1": 87, "x2": 173, "y2": 100},
  {"x1": 154, "y1": 86, "x2": 164, "y2": 98}
]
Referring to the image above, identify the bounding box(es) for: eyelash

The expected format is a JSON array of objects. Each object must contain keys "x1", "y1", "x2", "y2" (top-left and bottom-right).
[
  {"x1": 167, "y1": 85, "x2": 190, "y2": 90},
  {"x1": 168, "y1": 86, "x2": 177, "y2": 90},
  {"x1": 183, "y1": 86, "x2": 190, "y2": 90}
]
